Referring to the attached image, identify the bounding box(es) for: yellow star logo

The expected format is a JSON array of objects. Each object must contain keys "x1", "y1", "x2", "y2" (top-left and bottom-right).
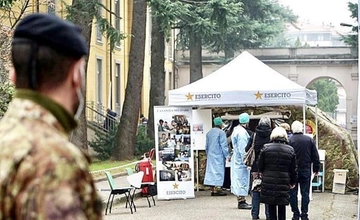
[
  {"x1": 254, "y1": 91, "x2": 263, "y2": 100},
  {"x1": 173, "y1": 183, "x2": 179, "y2": 189},
  {"x1": 185, "y1": 92, "x2": 194, "y2": 100}
]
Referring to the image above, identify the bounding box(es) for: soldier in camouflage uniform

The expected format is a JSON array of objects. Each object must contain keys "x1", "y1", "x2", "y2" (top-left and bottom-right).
[{"x1": 0, "y1": 14, "x2": 102, "y2": 219}]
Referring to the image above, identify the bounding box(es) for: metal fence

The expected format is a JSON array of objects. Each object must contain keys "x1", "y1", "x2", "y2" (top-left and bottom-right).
[{"x1": 86, "y1": 101, "x2": 120, "y2": 132}]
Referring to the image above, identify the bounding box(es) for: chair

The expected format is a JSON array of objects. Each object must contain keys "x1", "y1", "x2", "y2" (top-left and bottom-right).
[
  {"x1": 312, "y1": 171, "x2": 323, "y2": 192},
  {"x1": 126, "y1": 167, "x2": 134, "y2": 175},
  {"x1": 104, "y1": 171, "x2": 134, "y2": 215},
  {"x1": 126, "y1": 171, "x2": 156, "y2": 208}
]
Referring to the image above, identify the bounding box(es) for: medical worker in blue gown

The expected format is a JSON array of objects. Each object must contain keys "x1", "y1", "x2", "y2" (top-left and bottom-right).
[
  {"x1": 204, "y1": 117, "x2": 229, "y2": 196},
  {"x1": 230, "y1": 113, "x2": 252, "y2": 209}
]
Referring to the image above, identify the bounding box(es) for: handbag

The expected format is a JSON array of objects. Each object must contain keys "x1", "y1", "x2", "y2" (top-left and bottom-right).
[
  {"x1": 243, "y1": 133, "x2": 256, "y2": 167},
  {"x1": 251, "y1": 172, "x2": 262, "y2": 191}
]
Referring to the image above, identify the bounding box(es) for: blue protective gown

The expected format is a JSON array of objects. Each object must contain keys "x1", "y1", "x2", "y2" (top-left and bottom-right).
[
  {"x1": 203, "y1": 127, "x2": 228, "y2": 187},
  {"x1": 230, "y1": 125, "x2": 251, "y2": 196}
]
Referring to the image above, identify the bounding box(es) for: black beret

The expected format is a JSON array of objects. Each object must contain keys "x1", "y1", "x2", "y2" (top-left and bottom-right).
[{"x1": 13, "y1": 13, "x2": 88, "y2": 58}]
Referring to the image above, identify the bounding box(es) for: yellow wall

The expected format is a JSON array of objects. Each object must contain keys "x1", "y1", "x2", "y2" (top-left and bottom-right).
[
  {"x1": 4, "y1": 0, "x2": 151, "y2": 118},
  {"x1": 87, "y1": 0, "x2": 132, "y2": 116}
]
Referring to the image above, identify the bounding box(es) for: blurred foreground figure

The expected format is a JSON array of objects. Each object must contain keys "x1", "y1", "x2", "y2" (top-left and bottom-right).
[{"x1": 0, "y1": 14, "x2": 102, "y2": 219}]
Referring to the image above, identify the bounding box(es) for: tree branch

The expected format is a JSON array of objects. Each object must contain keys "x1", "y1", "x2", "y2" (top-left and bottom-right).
[
  {"x1": 178, "y1": 0, "x2": 207, "y2": 5},
  {"x1": 97, "y1": 2, "x2": 122, "y2": 20},
  {"x1": 11, "y1": 0, "x2": 30, "y2": 29}
]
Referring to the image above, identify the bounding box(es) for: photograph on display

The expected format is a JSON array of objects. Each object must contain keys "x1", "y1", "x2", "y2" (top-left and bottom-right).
[
  {"x1": 192, "y1": 124, "x2": 204, "y2": 134},
  {"x1": 157, "y1": 114, "x2": 192, "y2": 182}
]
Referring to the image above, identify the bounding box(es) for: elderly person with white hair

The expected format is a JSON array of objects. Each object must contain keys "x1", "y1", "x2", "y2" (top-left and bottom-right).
[
  {"x1": 288, "y1": 121, "x2": 320, "y2": 220},
  {"x1": 258, "y1": 127, "x2": 298, "y2": 220}
]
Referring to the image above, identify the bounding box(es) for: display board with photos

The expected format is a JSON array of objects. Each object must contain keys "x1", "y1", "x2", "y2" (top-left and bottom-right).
[{"x1": 154, "y1": 106, "x2": 195, "y2": 200}]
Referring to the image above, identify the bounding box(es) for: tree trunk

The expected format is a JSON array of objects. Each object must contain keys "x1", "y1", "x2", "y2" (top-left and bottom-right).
[
  {"x1": 189, "y1": 31, "x2": 203, "y2": 83},
  {"x1": 69, "y1": 0, "x2": 97, "y2": 151},
  {"x1": 113, "y1": 0, "x2": 147, "y2": 160},
  {"x1": 147, "y1": 15, "x2": 165, "y2": 140},
  {"x1": 224, "y1": 47, "x2": 235, "y2": 61}
]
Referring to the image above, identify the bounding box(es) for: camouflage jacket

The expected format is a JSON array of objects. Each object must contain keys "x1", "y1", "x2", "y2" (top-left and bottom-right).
[{"x1": 0, "y1": 90, "x2": 102, "y2": 220}]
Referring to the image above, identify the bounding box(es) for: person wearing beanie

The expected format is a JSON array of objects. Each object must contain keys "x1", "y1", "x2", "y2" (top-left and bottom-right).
[
  {"x1": 288, "y1": 120, "x2": 320, "y2": 220},
  {"x1": 230, "y1": 112, "x2": 252, "y2": 209},
  {"x1": 204, "y1": 117, "x2": 229, "y2": 196},
  {"x1": 258, "y1": 127, "x2": 297, "y2": 220}
]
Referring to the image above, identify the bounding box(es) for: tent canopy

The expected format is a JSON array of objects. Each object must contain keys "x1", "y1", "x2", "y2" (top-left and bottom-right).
[{"x1": 168, "y1": 51, "x2": 317, "y2": 107}]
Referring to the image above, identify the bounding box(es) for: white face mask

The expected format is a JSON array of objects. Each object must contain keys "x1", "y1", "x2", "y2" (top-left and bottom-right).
[{"x1": 74, "y1": 59, "x2": 85, "y2": 121}]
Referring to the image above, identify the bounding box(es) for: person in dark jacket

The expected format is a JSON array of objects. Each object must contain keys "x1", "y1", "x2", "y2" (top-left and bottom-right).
[
  {"x1": 288, "y1": 121, "x2": 320, "y2": 220},
  {"x1": 258, "y1": 127, "x2": 298, "y2": 220},
  {"x1": 246, "y1": 116, "x2": 272, "y2": 220}
]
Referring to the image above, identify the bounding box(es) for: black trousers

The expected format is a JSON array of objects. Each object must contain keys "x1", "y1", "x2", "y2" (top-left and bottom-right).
[
  {"x1": 222, "y1": 167, "x2": 231, "y2": 189},
  {"x1": 268, "y1": 204, "x2": 286, "y2": 220}
]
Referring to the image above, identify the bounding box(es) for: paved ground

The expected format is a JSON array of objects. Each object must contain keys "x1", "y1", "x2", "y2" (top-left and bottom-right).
[{"x1": 96, "y1": 174, "x2": 359, "y2": 220}]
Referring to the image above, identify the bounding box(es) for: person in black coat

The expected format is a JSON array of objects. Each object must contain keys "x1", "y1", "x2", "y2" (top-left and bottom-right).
[
  {"x1": 288, "y1": 121, "x2": 320, "y2": 220},
  {"x1": 258, "y1": 127, "x2": 298, "y2": 220},
  {"x1": 246, "y1": 116, "x2": 272, "y2": 220}
]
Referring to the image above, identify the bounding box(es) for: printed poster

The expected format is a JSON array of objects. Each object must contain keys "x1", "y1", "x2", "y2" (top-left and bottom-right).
[
  {"x1": 192, "y1": 109, "x2": 212, "y2": 150},
  {"x1": 154, "y1": 106, "x2": 195, "y2": 200}
]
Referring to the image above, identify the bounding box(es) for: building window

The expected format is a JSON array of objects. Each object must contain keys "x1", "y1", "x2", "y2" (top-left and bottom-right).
[
  {"x1": 96, "y1": 0, "x2": 103, "y2": 42},
  {"x1": 115, "y1": 0, "x2": 120, "y2": 31},
  {"x1": 96, "y1": 23, "x2": 102, "y2": 42},
  {"x1": 115, "y1": 63, "x2": 121, "y2": 105},
  {"x1": 96, "y1": 58, "x2": 103, "y2": 107},
  {"x1": 169, "y1": 72, "x2": 173, "y2": 90},
  {"x1": 47, "y1": 0, "x2": 56, "y2": 15},
  {"x1": 168, "y1": 40, "x2": 173, "y2": 60},
  {"x1": 115, "y1": 63, "x2": 121, "y2": 114},
  {"x1": 114, "y1": 0, "x2": 121, "y2": 47}
]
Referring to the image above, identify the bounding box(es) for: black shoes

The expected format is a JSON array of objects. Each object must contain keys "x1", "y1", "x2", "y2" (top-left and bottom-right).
[
  {"x1": 292, "y1": 216, "x2": 309, "y2": 220},
  {"x1": 238, "y1": 201, "x2": 252, "y2": 209},
  {"x1": 211, "y1": 191, "x2": 227, "y2": 196}
]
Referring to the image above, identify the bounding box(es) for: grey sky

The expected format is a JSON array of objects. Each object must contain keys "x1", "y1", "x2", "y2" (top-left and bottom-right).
[{"x1": 278, "y1": 0, "x2": 357, "y2": 27}]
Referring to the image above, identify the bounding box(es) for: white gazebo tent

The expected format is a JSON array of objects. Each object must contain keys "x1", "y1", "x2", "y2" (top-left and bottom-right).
[
  {"x1": 168, "y1": 51, "x2": 317, "y2": 107},
  {"x1": 168, "y1": 51, "x2": 319, "y2": 190},
  {"x1": 168, "y1": 50, "x2": 318, "y2": 145}
]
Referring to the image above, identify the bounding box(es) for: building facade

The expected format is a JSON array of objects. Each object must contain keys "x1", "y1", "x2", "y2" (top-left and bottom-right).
[{"x1": 2, "y1": 0, "x2": 151, "y2": 119}]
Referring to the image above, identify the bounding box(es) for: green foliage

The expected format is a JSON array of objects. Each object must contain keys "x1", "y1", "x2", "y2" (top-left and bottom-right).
[
  {"x1": 0, "y1": 81, "x2": 14, "y2": 119},
  {"x1": 308, "y1": 78, "x2": 339, "y2": 113},
  {"x1": 174, "y1": 0, "x2": 297, "y2": 54},
  {"x1": 149, "y1": 0, "x2": 184, "y2": 40},
  {"x1": 294, "y1": 37, "x2": 302, "y2": 47},
  {"x1": 88, "y1": 126, "x2": 117, "y2": 161},
  {"x1": 0, "y1": 0, "x2": 15, "y2": 7},
  {"x1": 134, "y1": 125, "x2": 155, "y2": 157},
  {"x1": 341, "y1": 2, "x2": 358, "y2": 48},
  {"x1": 89, "y1": 125, "x2": 154, "y2": 161},
  {"x1": 65, "y1": 0, "x2": 126, "y2": 51},
  {"x1": 176, "y1": 0, "x2": 242, "y2": 51}
]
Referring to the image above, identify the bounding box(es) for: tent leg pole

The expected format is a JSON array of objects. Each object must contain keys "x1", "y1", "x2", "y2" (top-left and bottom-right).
[
  {"x1": 315, "y1": 105, "x2": 318, "y2": 148},
  {"x1": 303, "y1": 104, "x2": 306, "y2": 131},
  {"x1": 196, "y1": 150, "x2": 199, "y2": 191}
]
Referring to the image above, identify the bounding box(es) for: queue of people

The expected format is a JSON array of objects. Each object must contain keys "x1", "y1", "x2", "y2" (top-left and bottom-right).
[{"x1": 204, "y1": 113, "x2": 320, "y2": 220}]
